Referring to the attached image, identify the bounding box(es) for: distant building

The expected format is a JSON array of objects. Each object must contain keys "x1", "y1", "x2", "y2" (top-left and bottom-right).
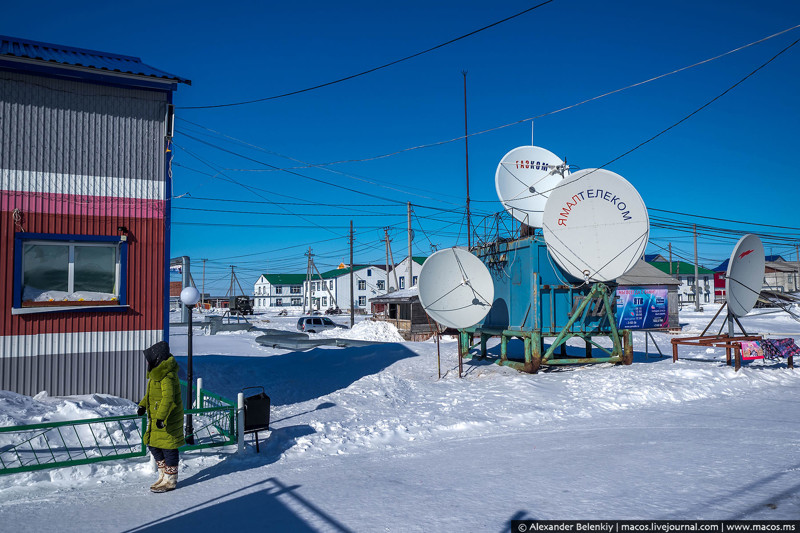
[
  {"x1": 388, "y1": 256, "x2": 427, "y2": 291},
  {"x1": 253, "y1": 274, "x2": 305, "y2": 309},
  {"x1": 0, "y1": 35, "x2": 190, "y2": 398},
  {"x1": 648, "y1": 261, "x2": 715, "y2": 304},
  {"x1": 305, "y1": 264, "x2": 386, "y2": 312},
  {"x1": 644, "y1": 253, "x2": 667, "y2": 262},
  {"x1": 711, "y1": 254, "x2": 792, "y2": 300}
]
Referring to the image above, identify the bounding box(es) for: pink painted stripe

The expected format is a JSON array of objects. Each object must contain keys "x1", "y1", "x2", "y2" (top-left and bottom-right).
[{"x1": 1, "y1": 190, "x2": 165, "y2": 218}]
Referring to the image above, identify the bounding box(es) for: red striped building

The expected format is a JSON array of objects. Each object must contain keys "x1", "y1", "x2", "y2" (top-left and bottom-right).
[{"x1": 0, "y1": 36, "x2": 190, "y2": 399}]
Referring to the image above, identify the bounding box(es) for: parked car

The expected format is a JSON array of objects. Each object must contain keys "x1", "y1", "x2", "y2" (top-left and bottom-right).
[
  {"x1": 296, "y1": 316, "x2": 348, "y2": 333},
  {"x1": 325, "y1": 307, "x2": 342, "y2": 315}
]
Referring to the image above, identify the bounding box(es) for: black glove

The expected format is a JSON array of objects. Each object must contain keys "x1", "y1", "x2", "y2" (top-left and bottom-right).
[
  {"x1": 137, "y1": 406, "x2": 146, "y2": 416},
  {"x1": 156, "y1": 419, "x2": 165, "y2": 429}
]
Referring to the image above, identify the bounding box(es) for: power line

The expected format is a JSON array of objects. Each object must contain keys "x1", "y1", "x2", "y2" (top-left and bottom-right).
[
  {"x1": 216, "y1": 23, "x2": 800, "y2": 169},
  {"x1": 176, "y1": 1, "x2": 554, "y2": 109}
]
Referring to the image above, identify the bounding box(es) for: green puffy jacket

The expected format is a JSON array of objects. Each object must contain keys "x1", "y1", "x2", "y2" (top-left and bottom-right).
[{"x1": 138, "y1": 356, "x2": 185, "y2": 449}]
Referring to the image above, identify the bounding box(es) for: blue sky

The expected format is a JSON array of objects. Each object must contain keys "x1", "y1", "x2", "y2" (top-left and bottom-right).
[{"x1": 5, "y1": 1, "x2": 800, "y2": 294}]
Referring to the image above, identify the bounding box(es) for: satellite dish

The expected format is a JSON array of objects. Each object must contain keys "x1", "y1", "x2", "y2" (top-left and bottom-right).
[
  {"x1": 726, "y1": 234, "x2": 764, "y2": 317},
  {"x1": 542, "y1": 168, "x2": 649, "y2": 282},
  {"x1": 418, "y1": 247, "x2": 494, "y2": 329},
  {"x1": 495, "y1": 145, "x2": 565, "y2": 228}
]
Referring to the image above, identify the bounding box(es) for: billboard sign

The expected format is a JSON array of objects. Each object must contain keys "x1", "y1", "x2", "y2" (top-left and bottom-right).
[{"x1": 616, "y1": 286, "x2": 669, "y2": 330}]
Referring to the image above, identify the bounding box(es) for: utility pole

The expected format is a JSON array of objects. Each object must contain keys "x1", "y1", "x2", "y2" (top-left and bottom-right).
[
  {"x1": 462, "y1": 70, "x2": 471, "y2": 250},
  {"x1": 310, "y1": 255, "x2": 337, "y2": 309},
  {"x1": 794, "y1": 244, "x2": 800, "y2": 290},
  {"x1": 407, "y1": 202, "x2": 413, "y2": 288},
  {"x1": 384, "y1": 228, "x2": 390, "y2": 294},
  {"x1": 303, "y1": 248, "x2": 312, "y2": 314},
  {"x1": 201, "y1": 258, "x2": 207, "y2": 312},
  {"x1": 669, "y1": 243, "x2": 673, "y2": 275},
  {"x1": 694, "y1": 224, "x2": 701, "y2": 311},
  {"x1": 387, "y1": 230, "x2": 399, "y2": 290},
  {"x1": 349, "y1": 220, "x2": 354, "y2": 327}
]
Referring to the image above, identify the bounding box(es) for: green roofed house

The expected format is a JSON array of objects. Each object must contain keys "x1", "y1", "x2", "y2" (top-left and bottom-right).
[
  {"x1": 648, "y1": 261, "x2": 715, "y2": 305},
  {"x1": 254, "y1": 273, "x2": 306, "y2": 309},
  {"x1": 305, "y1": 264, "x2": 387, "y2": 313}
]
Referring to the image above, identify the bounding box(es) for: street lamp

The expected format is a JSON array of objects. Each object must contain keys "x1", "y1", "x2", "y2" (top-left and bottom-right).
[{"x1": 180, "y1": 286, "x2": 200, "y2": 445}]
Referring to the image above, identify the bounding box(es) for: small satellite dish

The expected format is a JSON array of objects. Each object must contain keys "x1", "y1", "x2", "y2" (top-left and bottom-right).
[
  {"x1": 542, "y1": 168, "x2": 649, "y2": 282},
  {"x1": 726, "y1": 234, "x2": 764, "y2": 317},
  {"x1": 495, "y1": 145, "x2": 565, "y2": 228},
  {"x1": 418, "y1": 247, "x2": 494, "y2": 329}
]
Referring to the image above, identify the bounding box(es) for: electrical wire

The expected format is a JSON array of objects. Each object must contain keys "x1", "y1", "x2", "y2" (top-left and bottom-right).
[{"x1": 176, "y1": 1, "x2": 554, "y2": 109}]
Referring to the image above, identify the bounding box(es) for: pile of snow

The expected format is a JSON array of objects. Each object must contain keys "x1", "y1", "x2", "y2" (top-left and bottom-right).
[
  {"x1": 22, "y1": 288, "x2": 118, "y2": 303},
  {"x1": 0, "y1": 391, "x2": 135, "y2": 427},
  {"x1": 318, "y1": 319, "x2": 405, "y2": 342}
]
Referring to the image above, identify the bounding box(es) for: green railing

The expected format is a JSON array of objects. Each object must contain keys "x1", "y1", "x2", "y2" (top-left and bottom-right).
[{"x1": 0, "y1": 382, "x2": 237, "y2": 476}]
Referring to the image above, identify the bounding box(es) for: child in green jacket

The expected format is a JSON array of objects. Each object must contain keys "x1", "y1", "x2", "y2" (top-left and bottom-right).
[{"x1": 137, "y1": 341, "x2": 185, "y2": 493}]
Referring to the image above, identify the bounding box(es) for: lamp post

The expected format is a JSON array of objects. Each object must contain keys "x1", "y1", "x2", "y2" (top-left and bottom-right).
[{"x1": 180, "y1": 286, "x2": 200, "y2": 445}]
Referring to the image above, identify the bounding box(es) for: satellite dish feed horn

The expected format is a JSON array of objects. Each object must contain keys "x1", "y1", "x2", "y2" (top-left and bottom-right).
[{"x1": 418, "y1": 247, "x2": 494, "y2": 329}]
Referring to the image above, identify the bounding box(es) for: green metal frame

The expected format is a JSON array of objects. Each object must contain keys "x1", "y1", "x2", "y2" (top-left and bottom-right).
[
  {"x1": 459, "y1": 283, "x2": 633, "y2": 373},
  {"x1": 0, "y1": 383, "x2": 238, "y2": 476}
]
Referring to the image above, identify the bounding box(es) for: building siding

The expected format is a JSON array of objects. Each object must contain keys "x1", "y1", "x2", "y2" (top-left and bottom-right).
[{"x1": 0, "y1": 69, "x2": 168, "y2": 400}]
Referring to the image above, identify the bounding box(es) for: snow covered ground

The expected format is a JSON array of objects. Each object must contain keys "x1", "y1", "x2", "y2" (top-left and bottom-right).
[{"x1": 1, "y1": 304, "x2": 799, "y2": 531}]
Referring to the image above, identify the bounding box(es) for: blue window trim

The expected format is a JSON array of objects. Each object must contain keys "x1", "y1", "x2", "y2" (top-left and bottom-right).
[{"x1": 13, "y1": 232, "x2": 128, "y2": 310}]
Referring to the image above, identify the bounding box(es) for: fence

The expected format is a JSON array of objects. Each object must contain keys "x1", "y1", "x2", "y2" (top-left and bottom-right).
[{"x1": 0, "y1": 381, "x2": 239, "y2": 476}]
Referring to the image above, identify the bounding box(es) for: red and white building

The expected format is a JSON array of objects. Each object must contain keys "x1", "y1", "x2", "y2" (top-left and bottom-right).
[{"x1": 0, "y1": 36, "x2": 190, "y2": 398}]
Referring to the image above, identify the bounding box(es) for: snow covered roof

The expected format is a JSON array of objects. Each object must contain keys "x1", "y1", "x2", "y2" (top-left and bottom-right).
[
  {"x1": 371, "y1": 286, "x2": 419, "y2": 303},
  {"x1": 616, "y1": 260, "x2": 681, "y2": 286}
]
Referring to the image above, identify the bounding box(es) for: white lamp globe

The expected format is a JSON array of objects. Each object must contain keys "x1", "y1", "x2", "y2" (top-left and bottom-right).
[{"x1": 180, "y1": 286, "x2": 201, "y2": 306}]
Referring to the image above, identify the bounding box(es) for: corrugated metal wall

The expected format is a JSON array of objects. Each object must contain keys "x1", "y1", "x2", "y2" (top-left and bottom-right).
[{"x1": 0, "y1": 70, "x2": 168, "y2": 400}]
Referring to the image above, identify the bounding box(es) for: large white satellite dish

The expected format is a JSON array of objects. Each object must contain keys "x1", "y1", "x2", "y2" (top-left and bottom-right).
[
  {"x1": 495, "y1": 145, "x2": 565, "y2": 228},
  {"x1": 542, "y1": 168, "x2": 649, "y2": 283},
  {"x1": 726, "y1": 234, "x2": 764, "y2": 317},
  {"x1": 418, "y1": 247, "x2": 494, "y2": 329}
]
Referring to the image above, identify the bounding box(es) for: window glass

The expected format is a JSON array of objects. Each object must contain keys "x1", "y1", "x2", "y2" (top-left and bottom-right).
[
  {"x1": 312, "y1": 318, "x2": 322, "y2": 325},
  {"x1": 276, "y1": 286, "x2": 282, "y2": 294},
  {"x1": 74, "y1": 245, "x2": 116, "y2": 293},
  {"x1": 23, "y1": 244, "x2": 69, "y2": 297},
  {"x1": 358, "y1": 296, "x2": 366, "y2": 306},
  {"x1": 358, "y1": 280, "x2": 366, "y2": 290},
  {"x1": 323, "y1": 318, "x2": 334, "y2": 325},
  {"x1": 399, "y1": 277, "x2": 405, "y2": 289},
  {"x1": 377, "y1": 280, "x2": 385, "y2": 290}
]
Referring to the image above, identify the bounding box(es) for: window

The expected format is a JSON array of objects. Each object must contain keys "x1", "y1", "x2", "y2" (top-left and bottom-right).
[
  {"x1": 322, "y1": 297, "x2": 327, "y2": 307},
  {"x1": 399, "y1": 276, "x2": 405, "y2": 289},
  {"x1": 14, "y1": 233, "x2": 126, "y2": 310},
  {"x1": 276, "y1": 298, "x2": 282, "y2": 306},
  {"x1": 358, "y1": 296, "x2": 366, "y2": 307},
  {"x1": 367, "y1": 269, "x2": 372, "y2": 277},
  {"x1": 290, "y1": 286, "x2": 301, "y2": 294},
  {"x1": 291, "y1": 298, "x2": 301, "y2": 306},
  {"x1": 377, "y1": 280, "x2": 385, "y2": 290},
  {"x1": 275, "y1": 286, "x2": 282, "y2": 294},
  {"x1": 358, "y1": 280, "x2": 366, "y2": 290},
  {"x1": 412, "y1": 276, "x2": 418, "y2": 286},
  {"x1": 323, "y1": 317, "x2": 334, "y2": 325},
  {"x1": 329, "y1": 280, "x2": 334, "y2": 290}
]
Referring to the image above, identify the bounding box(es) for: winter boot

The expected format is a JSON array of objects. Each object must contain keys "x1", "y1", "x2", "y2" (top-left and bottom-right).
[
  {"x1": 150, "y1": 460, "x2": 166, "y2": 491},
  {"x1": 151, "y1": 466, "x2": 178, "y2": 493}
]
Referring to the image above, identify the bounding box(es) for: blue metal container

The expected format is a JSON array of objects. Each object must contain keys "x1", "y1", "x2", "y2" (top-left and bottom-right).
[{"x1": 475, "y1": 236, "x2": 614, "y2": 335}]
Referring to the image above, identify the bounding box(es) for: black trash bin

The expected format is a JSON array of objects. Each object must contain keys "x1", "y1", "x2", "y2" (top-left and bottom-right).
[{"x1": 242, "y1": 386, "x2": 270, "y2": 452}]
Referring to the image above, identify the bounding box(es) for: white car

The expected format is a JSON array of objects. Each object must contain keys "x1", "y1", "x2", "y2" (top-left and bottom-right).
[{"x1": 296, "y1": 316, "x2": 348, "y2": 333}]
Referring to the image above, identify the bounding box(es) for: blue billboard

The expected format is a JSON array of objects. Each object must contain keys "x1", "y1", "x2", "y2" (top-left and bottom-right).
[{"x1": 616, "y1": 286, "x2": 669, "y2": 330}]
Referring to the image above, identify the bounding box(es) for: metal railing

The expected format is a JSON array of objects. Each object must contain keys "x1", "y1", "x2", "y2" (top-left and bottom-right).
[{"x1": 0, "y1": 381, "x2": 237, "y2": 476}]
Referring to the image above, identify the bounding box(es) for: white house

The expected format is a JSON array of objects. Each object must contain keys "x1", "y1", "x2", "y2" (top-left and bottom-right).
[
  {"x1": 304, "y1": 264, "x2": 386, "y2": 312},
  {"x1": 253, "y1": 274, "x2": 306, "y2": 309},
  {"x1": 387, "y1": 256, "x2": 427, "y2": 292}
]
